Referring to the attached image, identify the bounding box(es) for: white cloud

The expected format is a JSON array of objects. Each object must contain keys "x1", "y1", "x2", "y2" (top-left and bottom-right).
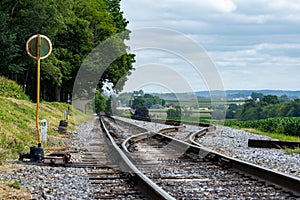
[{"x1": 121, "y1": 0, "x2": 300, "y2": 90}]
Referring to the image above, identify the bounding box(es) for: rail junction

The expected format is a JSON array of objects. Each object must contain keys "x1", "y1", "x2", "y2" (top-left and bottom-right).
[{"x1": 35, "y1": 115, "x2": 300, "y2": 199}]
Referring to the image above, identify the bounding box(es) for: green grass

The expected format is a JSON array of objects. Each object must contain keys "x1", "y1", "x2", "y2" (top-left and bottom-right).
[
  {"x1": 224, "y1": 118, "x2": 300, "y2": 137},
  {"x1": 284, "y1": 147, "x2": 300, "y2": 155},
  {"x1": 0, "y1": 76, "x2": 29, "y2": 100},
  {"x1": 241, "y1": 128, "x2": 300, "y2": 142},
  {"x1": 0, "y1": 77, "x2": 91, "y2": 164},
  {"x1": 0, "y1": 97, "x2": 91, "y2": 164}
]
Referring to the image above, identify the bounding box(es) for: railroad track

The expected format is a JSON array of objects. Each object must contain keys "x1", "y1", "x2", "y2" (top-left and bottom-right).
[
  {"x1": 104, "y1": 116, "x2": 300, "y2": 199},
  {"x1": 64, "y1": 118, "x2": 174, "y2": 199},
  {"x1": 67, "y1": 119, "x2": 146, "y2": 199}
]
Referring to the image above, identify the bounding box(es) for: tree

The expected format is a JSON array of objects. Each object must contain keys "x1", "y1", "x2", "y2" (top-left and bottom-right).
[
  {"x1": 0, "y1": 0, "x2": 135, "y2": 102},
  {"x1": 167, "y1": 106, "x2": 181, "y2": 119},
  {"x1": 260, "y1": 95, "x2": 279, "y2": 105},
  {"x1": 94, "y1": 90, "x2": 106, "y2": 113},
  {"x1": 131, "y1": 97, "x2": 145, "y2": 109},
  {"x1": 226, "y1": 104, "x2": 240, "y2": 119},
  {"x1": 251, "y1": 92, "x2": 264, "y2": 101},
  {"x1": 279, "y1": 95, "x2": 290, "y2": 103}
]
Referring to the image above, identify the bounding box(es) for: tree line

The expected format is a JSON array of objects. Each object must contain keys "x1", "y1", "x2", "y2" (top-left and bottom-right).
[
  {"x1": 226, "y1": 93, "x2": 300, "y2": 120},
  {"x1": 0, "y1": 0, "x2": 134, "y2": 102}
]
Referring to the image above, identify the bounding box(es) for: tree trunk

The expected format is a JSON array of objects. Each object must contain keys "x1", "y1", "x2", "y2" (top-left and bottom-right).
[{"x1": 55, "y1": 86, "x2": 61, "y2": 102}]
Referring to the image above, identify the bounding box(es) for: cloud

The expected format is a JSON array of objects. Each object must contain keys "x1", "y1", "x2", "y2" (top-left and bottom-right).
[{"x1": 121, "y1": 0, "x2": 300, "y2": 90}]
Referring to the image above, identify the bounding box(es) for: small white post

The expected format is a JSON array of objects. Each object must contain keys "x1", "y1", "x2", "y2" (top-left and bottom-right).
[{"x1": 40, "y1": 119, "x2": 47, "y2": 143}]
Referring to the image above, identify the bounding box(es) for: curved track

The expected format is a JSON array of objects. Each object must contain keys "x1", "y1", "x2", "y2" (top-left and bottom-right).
[{"x1": 104, "y1": 116, "x2": 300, "y2": 199}]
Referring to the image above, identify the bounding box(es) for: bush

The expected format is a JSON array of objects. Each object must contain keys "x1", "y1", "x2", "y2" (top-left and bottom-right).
[{"x1": 167, "y1": 106, "x2": 181, "y2": 120}]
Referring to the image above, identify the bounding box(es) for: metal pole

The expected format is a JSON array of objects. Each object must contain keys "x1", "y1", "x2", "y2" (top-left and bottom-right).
[{"x1": 36, "y1": 34, "x2": 41, "y2": 144}]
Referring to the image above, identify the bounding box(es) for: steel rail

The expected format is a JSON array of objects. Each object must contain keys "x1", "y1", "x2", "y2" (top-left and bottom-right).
[
  {"x1": 120, "y1": 120, "x2": 300, "y2": 196},
  {"x1": 189, "y1": 129, "x2": 300, "y2": 196},
  {"x1": 99, "y1": 117, "x2": 175, "y2": 200}
]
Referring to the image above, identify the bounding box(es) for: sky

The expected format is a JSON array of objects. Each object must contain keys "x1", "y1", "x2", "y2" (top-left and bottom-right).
[{"x1": 120, "y1": 0, "x2": 300, "y2": 92}]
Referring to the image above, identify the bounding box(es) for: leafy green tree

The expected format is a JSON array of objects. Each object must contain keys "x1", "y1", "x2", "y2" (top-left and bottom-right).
[
  {"x1": 261, "y1": 104, "x2": 279, "y2": 118},
  {"x1": 225, "y1": 104, "x2": 240, "y2": 119},
  {"x1": 0, "y1": 11, "x2": 19, "y2": 77},
  {"x1": 131, "y1": 97, "x2": 145, "y2": 109},
  {"x1": 94, "y1": 90, "x2": 106, "y2": 113},
  {"x1": 105, "y1": 96, "x2": 113, "y2": 116},
  {"x1": 104, "y1": 95, "x2": 119, "y2": 116},
  {"x1": 167, "y1": 106, "x2": 181, "y2": 119},
  {"x1": 260, "y1": 95, "x2": 279, "y2": 105},
  {"x1": 0, "y1": 0, "x2": 135, "y2": 102}
]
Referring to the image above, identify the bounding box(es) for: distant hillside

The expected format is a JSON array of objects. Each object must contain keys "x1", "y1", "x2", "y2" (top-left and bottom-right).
[{"x1": 152, "y1": 90, "x2": 300, "y2": 101}]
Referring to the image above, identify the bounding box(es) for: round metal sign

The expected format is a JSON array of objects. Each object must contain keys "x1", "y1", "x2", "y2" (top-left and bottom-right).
[{"x1": 26, "y1": 34, "x2": 52, "y2": 60}]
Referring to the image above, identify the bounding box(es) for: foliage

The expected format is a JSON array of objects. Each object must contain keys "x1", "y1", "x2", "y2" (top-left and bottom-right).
[
  {"x1": 94, "y1": 90, "x2": 106, "y2": 113},
  {"x1": 9, "y1": 180, "x2": 21, "y2": 189},
  {"x1": 228, "y1": 93, "x2": 300, "y2": 120},
  {"x1": 104, "y1": 95, "x2": 119, "y2": 116},
  {"x1": 130, "y1": 92, "x2": 164, "y2": 109},
  {"x1": 284, "y1": 147, "x2": 300, "y2": 155},
  {"x1": 131, "y1": 97, "x2": 146, "y2": 109},
  {"x1": 224, "y1": 117, "x2": 300, "y2": 136},
  {"x1": 167, "y1": 106, "x2": 181, "y2": 120},
  {"x1": 0, "y1": 77, "x2": 29, "y2": 100},
  {"x1": 0, "y1": 0, "x2": 134, "y2": 102}
]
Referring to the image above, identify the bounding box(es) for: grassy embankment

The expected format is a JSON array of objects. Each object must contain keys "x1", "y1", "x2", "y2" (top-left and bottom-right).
[
  {"x1": 0, "y1": 77, "x2": 92, "y2": 199},
  {"x1": 0, "y1": 76, "x2": 91, "y2": 164}
]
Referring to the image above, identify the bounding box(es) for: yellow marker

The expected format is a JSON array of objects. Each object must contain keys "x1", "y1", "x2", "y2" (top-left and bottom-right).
[
  {"x1": 36, "y1": 34, "x2": 41, "y2": 143},
  {"x1": 26, "y1": 34, "x2": 52, "y2": 144}
]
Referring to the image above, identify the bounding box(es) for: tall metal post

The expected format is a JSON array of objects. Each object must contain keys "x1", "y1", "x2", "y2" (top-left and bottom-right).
[
  {"x1": 36, "y1": 34, "x2": 41, "y2": 143},
  {"x1": 26, "y1": 34, "x2": 52, "y2": 145}
]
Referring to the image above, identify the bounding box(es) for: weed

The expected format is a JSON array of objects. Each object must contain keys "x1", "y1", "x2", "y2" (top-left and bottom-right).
[
  {"x1": 9, "y1": 180, "x2": 21, "y2": 189},
  {"x1": 284, "y1": 147, "x2": 300, "y2": 155}
]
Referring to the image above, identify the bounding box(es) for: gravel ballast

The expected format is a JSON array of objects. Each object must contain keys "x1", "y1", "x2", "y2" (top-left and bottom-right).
[
  {"x1": 115, "y1": 117, "x2": 300, "y2": 179},
  {"x1": 0, "y1": 121, "x2": 96, "y2": 199}
]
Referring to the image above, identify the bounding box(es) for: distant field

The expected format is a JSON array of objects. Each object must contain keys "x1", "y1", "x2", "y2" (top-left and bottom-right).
[
  {"x1": 165, "y1": 100, "x2": 245, "y2": 108},
  {"x1": 149, "y1": 109, "x2": 212, "y2": 120}
]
